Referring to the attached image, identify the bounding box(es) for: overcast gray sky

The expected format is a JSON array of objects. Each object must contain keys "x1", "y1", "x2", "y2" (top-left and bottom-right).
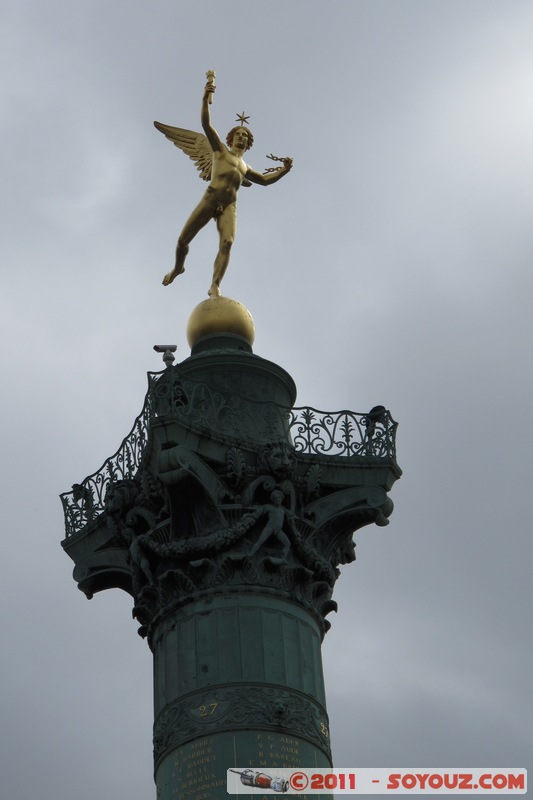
[{"x1": 1, "y1": 1, "x2": 531, "y2": 798}]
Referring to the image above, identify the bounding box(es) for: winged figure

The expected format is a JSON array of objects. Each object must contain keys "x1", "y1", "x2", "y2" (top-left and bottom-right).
[{"x1": 155, "y1": 72, "x2": 293, "y2": 297}]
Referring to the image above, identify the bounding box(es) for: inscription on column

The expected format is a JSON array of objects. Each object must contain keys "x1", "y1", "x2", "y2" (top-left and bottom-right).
[
  {"x1": 156, "y1": 730, "x2": 332, "y2": 800},
  {"x1": 165, "y1": 736, "x2": 225, "y2": 800},
  {"x1": 249, "y1": 732, "x2": 301, "y2": 768}
]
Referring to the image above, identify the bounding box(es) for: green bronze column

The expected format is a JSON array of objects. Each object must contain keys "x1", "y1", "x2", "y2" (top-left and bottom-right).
[
  {"x1": 145, "y1": 303, "x2": 332, "y2": 798},
  {"x1": 61, "y1": 297, "x2": 401, "y2": 800},
  {"x1": 152, "y1": 595, "x2": 331, "y2": 798}
]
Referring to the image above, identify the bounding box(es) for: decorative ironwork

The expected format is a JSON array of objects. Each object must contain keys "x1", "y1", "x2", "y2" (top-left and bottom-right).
[
  {"x1": 61, "y1": 369, "x2": 397, "y2": 539},
  {"x1": 60, "y1": 372, "x2": 161, "y2": 538},
  {"x1": 288, "y1": 404, "x2": 396, "y2": 458}
]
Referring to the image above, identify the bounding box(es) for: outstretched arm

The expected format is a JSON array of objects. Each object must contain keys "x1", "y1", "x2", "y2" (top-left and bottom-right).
[
  {"x1": 246, "y1": 157, "x2": 293, "y2": 186},
  {"x1": 201, "y1": 82, "x2": 222, "y2": 152}
]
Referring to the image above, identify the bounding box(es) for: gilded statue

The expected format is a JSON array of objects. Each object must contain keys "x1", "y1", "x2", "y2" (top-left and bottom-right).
[{"x1": 154, "y1": 70, "x2": 293, "y2": 297}]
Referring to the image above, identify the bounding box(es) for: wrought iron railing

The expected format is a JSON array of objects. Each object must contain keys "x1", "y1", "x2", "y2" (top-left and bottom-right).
[
  {"x1": 61, "y1": 369, "x2": 397, "y2": 538},
  {"x1": 288, "y1": 405, "x2": 396, "y2": 459},
  {"x1": 60, "y1": 375, "x2": 157, "y2": 538}
]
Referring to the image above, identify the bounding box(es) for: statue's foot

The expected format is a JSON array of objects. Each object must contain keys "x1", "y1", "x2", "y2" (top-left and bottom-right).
[
  {"x1": 162, "y1": 265, "x2": 185, "y2": 286},
  {"x1": 208, "y1": 282, "x2": 221, "y2": 298}
]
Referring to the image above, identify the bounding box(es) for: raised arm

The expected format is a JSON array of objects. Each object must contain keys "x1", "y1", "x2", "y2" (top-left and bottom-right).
[
  {"x1": 245, "y1": 157, "x2": 293, "y2": 186},
  {"x1": 201, "y1": 79, "x2": 222, "y2": 152}
]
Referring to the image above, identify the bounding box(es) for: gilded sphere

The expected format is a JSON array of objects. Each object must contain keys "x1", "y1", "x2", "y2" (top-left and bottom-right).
[{"x1": 186, "y1": 296, "x2": 255, "y2": 348}]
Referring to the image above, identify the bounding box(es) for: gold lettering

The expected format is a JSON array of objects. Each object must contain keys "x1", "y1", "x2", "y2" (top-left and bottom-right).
[{"x1": 197, "y1": 702, "x2": 218, "y2": 717}]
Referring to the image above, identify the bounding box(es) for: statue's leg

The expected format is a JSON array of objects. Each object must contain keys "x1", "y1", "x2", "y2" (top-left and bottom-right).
[
  {"x1": 279, "y1": 531, "x2": 291, "y2": 560},
  {"x1": 209, "y1": 203, "x2": 237, "y2": 297},
  {"x1": 163, "y1": 196, "x2": 215, "y2": 286},
  {"x1": 249, "y1": 524, "x2": 272, "y2": 556}
]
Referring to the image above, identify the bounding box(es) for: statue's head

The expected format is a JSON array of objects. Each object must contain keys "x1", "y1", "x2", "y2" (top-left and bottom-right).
[
  {"x1": 270, "y1": 489, "x2": 285, "y2": 506},
  {"x1": 226, "y1": 126, "x2": 254, "y2": 151}
]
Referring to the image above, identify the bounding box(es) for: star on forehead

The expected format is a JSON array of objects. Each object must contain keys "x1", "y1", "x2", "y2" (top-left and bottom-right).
[{"x1": 235, "y1": 111, "x2": 251, "y2": 126}]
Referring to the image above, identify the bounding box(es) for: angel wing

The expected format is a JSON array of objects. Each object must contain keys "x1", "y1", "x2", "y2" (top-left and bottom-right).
[
  {"x1": 154, "y1": 121, "x2": 253, "y2": 187},
  {"x1": 154, "y1": 121, "x2": 212, "y2": 181}
]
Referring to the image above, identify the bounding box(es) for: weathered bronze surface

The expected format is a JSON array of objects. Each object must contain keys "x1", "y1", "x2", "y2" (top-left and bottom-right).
[
  {"x1": 155, "y1": 70, "x2": 293, "y2": 297},
  {"x1": 61, "y1": 329, "x2": 400, "y2": 800}
]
